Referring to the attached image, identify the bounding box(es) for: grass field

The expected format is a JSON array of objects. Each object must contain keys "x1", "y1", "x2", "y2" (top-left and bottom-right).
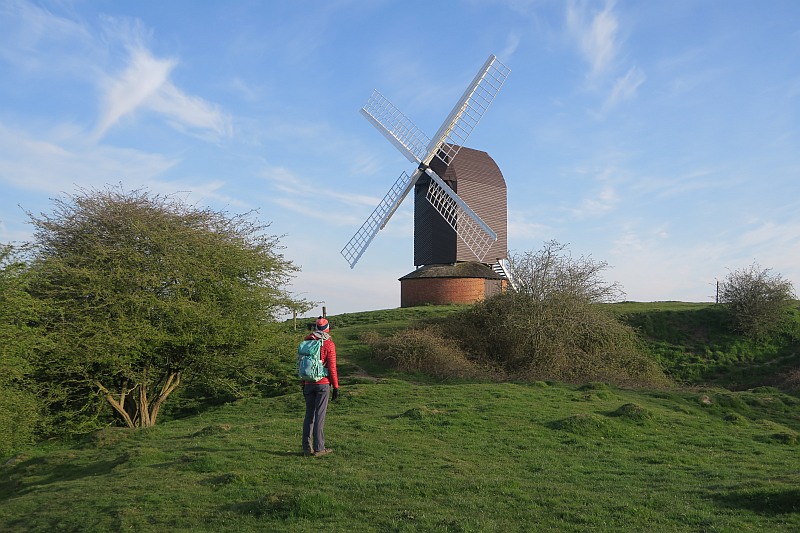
[{"x1": 1, "y1": 303, "x2": 798, "y2": 532}]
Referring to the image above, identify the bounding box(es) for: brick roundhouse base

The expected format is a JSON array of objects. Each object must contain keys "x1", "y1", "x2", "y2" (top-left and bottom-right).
[
  {"x1": 398, "y1": 262, "x2": 506, "y2": 307},
  {"x1": 401, "y1": 277, "x2": 487, "y2": 307}
]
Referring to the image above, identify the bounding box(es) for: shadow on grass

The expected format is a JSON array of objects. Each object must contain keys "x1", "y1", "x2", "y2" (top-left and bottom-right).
[
  {"x1": 713, "y1": 488, "x2": 800, "y2": 515},
  {"x1": 0, "y1": 454, "x2": 128, "y2": 498}
]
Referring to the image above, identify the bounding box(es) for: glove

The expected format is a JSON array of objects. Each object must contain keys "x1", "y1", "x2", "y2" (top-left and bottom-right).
[{"x1": 332, "y1": 388, "x2": 339, "y2": 401}]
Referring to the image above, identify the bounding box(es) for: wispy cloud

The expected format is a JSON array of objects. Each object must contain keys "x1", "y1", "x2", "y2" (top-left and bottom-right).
[
  {"x1": 1, "y1": 2, "x2": 232, "y2": 143},
  {"x1": 260, "y1": 165, "x2": 394, "y2": 228},
  {"x1": 566, "y1": 0, "x2": 619, "y2": 79},
  {"x1": 602, "y1": 66, "x2": 646, "y2": 112},
  {"x1": 507, "y1": 209, "x2": 553, "y2": 241},
  {"x1": 0, "y1": 1, "x2": 93, "y2": 74},
  {"x1": 631, "y1": 167, "x2": 726, "y2": 200},
  {"x1": 94, "y1": 47, "x2": 176, "y2": 139},
  {"x1": 564, "y1": 166, "x2": 621, "y2": 218},
  {"x1": 500, "y1": 32, "x2": 522, "y2": 62},
  {"x1": 149, "y1": 82, "x2": 232, "y2": 139},
  {"x1": 608, "y1": 229, "x2": 723, "y2": 301},
  {"x1": 608, "y1": 211, "x2": 800, "y2": 302},
  {"x1": 0, "y1": 122, "x2": 178, "y2": 194},
  {"x1": 568, "y1": 183, "x2": 619, "y2": 218},
  {"x1": 565, "y1": 0, "x2": 647, "y2": 114},
  {"x1": 94, "y1": 45, "x2": 231, "y2": 141},
  {"x1": 738, "y1": 219, "x2": 800, "y2": 254}
]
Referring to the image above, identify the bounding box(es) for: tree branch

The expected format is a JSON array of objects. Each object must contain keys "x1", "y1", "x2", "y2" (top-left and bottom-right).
[{"x1": 95, "y1": 380, "x2": 134, "y2": 428}]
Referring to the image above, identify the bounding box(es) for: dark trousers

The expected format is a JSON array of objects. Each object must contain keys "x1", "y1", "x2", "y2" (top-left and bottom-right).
[{"x1": 302, "y1": 383, "x2": 330, "y2": 453}]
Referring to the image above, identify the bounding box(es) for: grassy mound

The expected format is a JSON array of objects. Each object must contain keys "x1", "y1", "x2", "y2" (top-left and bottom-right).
[
  {"x1": 615, "y1": 302, "x2": 800, "y2": 390},
  {"x1": 361, "y1": 294, "x2": 671, "y2": 389}
]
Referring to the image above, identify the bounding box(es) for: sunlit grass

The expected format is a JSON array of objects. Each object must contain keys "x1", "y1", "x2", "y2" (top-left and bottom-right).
[
  {"x1": 1, "y1": 380, "x2": 797, "y2": 531},
  {"x1": 2, "y1": 303, "x2": 798, "y2": 531}
]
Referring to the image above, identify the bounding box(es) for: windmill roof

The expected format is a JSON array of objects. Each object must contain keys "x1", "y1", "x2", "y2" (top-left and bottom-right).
[
  {"x1": 433, "y1": 146, "x2": 505, "y2": 188},
  {"x1": 398, "y1": 261, "x2": 501, "y2": 280}
]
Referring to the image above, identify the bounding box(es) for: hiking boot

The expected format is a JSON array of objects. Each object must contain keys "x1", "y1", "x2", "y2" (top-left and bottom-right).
[{"x1": 313, "y1": 448, "x2": 333, "y2": 457}]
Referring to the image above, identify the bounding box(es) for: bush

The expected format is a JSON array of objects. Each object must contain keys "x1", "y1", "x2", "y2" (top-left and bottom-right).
[
  {"x1": 442, "y1": 292, "x2": 671, "y2": 388},
  {"x1": 719, "y1": 262, "x2": 796, "y2": 340},
  {"x1": 0, "y1": 386, "x2": 41, "y2": 458},
  {"x1": 361, "y1": 328, "x2": 498, "y2": 381},
  {"x1": 0, "y1": 244, "x2": 45, "y2": 456},
  {"x1": 23, "y1": 187, "x2": 303, "y2": 429}
]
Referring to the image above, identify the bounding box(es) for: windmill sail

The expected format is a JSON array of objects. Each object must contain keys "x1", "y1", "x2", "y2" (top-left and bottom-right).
[
  {"x1": 342, "y1": 54, "x2": 510, "y2": 268},
  {"x1": 341, "y1": 170, "x2": 417, "y2": 268},
  {"x1": 360, "y1": 91, "x2": 430, "y2": 165},
  {"x1": 425, "y1": 54, "x2": 510, "y2": 168},
  {"x1": 423, "y1": 169, "x2": 497, "y2": 262}
]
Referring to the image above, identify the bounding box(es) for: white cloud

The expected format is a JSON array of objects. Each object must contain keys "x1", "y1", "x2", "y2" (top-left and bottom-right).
[
  {"x1": 507, "y1": 210, "x2": 553, "y2": 241},
  {"x1": 500, "y1": 32, "x2": 521, "y2": 62},
  {"x1": 602, "y1": 66, "x2": 646, "y2": 112},
  {"x1": 631, "y1": 167, "x2": 725, "y2": 199},
  {"x1": 94, "y1": 47, "x2": 175, "y2": 139},
  {"x1": 608, "y1": 229, "x2": 724, "y2": 301},
  {"x1": 565, "y1": 0, "x2": 648, "y2": 115},
  {"x1": 94, "y1": 46, "x2": 231, "y2": 140},
  {"x1": 563, "y1": 166, "x2": 621, "y2": 218},
  {"x1": 566, "y1": 0, "x2": 619, "y2": 79},
  {"x1": 0, "y1": 0, "x2": 93, "y2": 73},
  {"x1": 738, "y1": 219, "x2": 800, "y2": 255},
  {"x1": 260, "y1": 165, "x2": 394, "y2": 229},
  {"x1": 0, "y1": 122, "x2": 178, "y2": 194},
  {"x1": 1, "y1": 4, "x2": 231, "y2": 142},
  {"x1": 150, "y1": 82, "x2": 232, "y2": 138},
  {"x1": 569, "y1": 183, "x2": 619, "y2": 218},
  {"x1": 607, "y1": 215, "x2": 800, "y2": 303}
]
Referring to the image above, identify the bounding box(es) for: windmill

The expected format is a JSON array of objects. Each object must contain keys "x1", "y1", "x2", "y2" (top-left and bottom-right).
[{"x1": 341, "y1": 54, "x2": 515, "y2": 305}]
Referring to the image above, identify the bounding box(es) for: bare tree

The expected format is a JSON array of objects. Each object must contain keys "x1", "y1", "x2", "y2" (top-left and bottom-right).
[
  {"x1": 508, "y1": 240, "x2": 625, "y2": 303},
  {"x1": 719, "y1": 262, "x2": 796, "y2": 340}
]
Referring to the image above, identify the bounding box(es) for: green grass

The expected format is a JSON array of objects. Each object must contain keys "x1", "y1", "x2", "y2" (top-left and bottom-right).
[
  {"x1": 611, "y1": 302, "x2": 800, "y2": 389},
  {"x1": 1, "y1": 381, "x2": 797, "y2": 532},
  {"x1": 2, "y1": 303, "x2": 799, "y2": 531}
]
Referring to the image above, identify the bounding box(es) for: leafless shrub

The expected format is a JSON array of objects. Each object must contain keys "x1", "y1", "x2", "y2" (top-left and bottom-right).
[
  {"x1": 508, "y1": 240, "x2": 625, "y2": 303},
  {"x1": 361, "y1": 328, "x2": 503, "y2": 382},
  {"x1": 719, "y1": 262, "x2": 796, "y2": 340}
]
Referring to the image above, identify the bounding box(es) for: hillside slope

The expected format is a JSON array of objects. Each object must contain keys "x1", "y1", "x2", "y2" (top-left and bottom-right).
[
  {"x1": 610, "y1": 302, "x2": 800, "y2": 391},
  {"x1": 1, "y1": 303, "x2": 798, "y2": 531}
]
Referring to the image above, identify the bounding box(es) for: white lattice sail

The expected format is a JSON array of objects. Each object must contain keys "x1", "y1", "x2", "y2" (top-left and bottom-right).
[
  {"x1": 342, "y1": 54, "x2": 510, "y2": 268},
  {"x1": 360, "y1": 91, "x2": 430, "y2": 165},
  {"x1": 427, "y1": 55, "x2": 510, "y2": 167},
  {"x1": 424, "y1": 170, "x2": 497, "y2": 262},
  {"x1": 340, "y1": 171, "x2": 415, "y2": 268}
]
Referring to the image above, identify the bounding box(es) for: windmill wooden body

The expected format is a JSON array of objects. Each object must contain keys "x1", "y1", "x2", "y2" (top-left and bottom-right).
[{"x1": 341, "y1": 55, "x2": 514, "y2": 306}]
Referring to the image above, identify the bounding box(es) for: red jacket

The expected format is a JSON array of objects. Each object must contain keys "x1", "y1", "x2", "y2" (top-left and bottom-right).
[{"x1": 302, "y1": 331, "x2": 338, "y2": 388}]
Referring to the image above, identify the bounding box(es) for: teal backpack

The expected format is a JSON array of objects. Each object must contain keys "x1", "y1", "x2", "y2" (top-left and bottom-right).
[{"x1": 297, "y1": 338, "x2": 329, "y2": 382}]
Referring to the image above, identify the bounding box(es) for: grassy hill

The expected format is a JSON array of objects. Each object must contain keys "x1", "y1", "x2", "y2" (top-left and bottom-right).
[
  {"x1": 1, "y1": 303, "x2": 798, "y2": 532},
  {"x1": 608, "y1": 301, "x2": 800, "y2": 390}
]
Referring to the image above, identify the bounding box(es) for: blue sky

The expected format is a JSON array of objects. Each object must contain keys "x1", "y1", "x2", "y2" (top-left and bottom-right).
[{"x1": 1, "y1": 0, "x2": 798, "y2": 316}]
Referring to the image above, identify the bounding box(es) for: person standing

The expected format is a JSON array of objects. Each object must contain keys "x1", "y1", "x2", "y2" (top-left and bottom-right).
[{"x1": 302, "y1": 317, "x2": 339, "y2": 456}]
